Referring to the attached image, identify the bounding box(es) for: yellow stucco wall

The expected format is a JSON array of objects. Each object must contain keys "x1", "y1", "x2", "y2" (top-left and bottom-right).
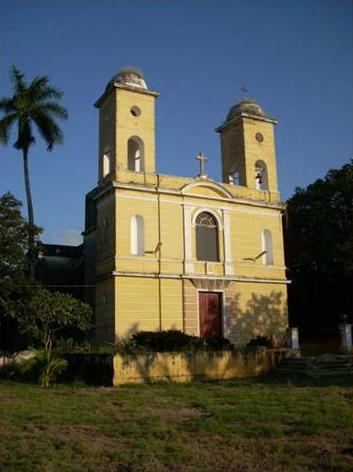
[
  {"x1": 112, "y1": 349, "x2": 297, "y2": 385},
  {"x1": 116, "y1": 89, "x2": 156, "y2": 174},
  {"x1": 225, "y1": 281, "x2": 288, "y2": 346},
  {"x1": 91, "y1": 80, "x2": 289, "y2": 345},
  {"x1": 114, "y1": 276, "x2": 183, "y2": 338},
  {"x1": 219, "y1": 115, "x2": 279, "y2": 193},
  {"x1": 94, "y1": 181, "x2": 288, "y2": 343},
  {"x1": 95, "y1": 278, "x2": 115, "y2": 343}
]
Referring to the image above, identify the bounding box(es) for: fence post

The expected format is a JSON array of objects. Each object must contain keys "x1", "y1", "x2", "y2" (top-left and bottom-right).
[
  {"x1": 338, "y1": 323, "x2": 352, "y2": 353},
  {"x1": 289, "y1": 327, "x2": 300, "y2": 350}
]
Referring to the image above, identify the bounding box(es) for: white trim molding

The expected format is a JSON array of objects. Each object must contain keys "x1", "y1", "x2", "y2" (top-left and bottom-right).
[
  {"x1": 181, "y1": 180, "x2": 233, "y2": 199},
  {"x1": 191, "y1": 207, "x2": 223, "y2": 229},
  {"x1": 183, "y1": 205, "x2": 193, "y2": 273},
  {"x1": 222, "y1": 209, "x2": 233, "y2": 275},
  {"x1": 110, "y1": 271, "x2": 291, "y2": 284}
]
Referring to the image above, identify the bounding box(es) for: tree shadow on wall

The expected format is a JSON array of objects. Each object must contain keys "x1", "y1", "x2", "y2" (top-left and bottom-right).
[
  {"x1": 226, "y1": 291, "x2": 288, "y2": 345},
  {"x1": 113, "y1": 293, "x2": 289, "y2": 384}
]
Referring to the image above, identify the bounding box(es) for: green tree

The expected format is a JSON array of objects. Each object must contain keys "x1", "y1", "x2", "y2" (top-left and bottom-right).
[
  {"x1": 14, "y1": 288, "x2": 93, "y2": 352},
  {"x1": 0, "y1": 67, "x2": 68, "y2": 272},
  {"x1": 285, "y1": 160, "x2": 353, "y2": 328},
  {"x1": 0, "y1": 192, "x2": 42, "y2": 349}
]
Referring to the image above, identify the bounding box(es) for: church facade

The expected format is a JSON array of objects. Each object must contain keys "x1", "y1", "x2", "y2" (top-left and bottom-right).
[{"x1": 84, "y1": 68, "x2": 289, "y2": 346}]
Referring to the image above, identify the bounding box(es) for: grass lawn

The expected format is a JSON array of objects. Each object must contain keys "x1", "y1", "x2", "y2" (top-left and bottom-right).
[{"x1": 0, "y1": 374, "x2": 352, "y2": 472}]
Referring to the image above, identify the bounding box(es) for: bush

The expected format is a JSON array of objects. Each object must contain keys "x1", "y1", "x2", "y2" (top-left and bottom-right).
[
  {"x1": 56, "y1": 338, "x2": 100, "y2": 353},
  {"x1": 14, "y1": 349, "x2": 67, "y2": 387},
  {"x1": 129, "y1": 330, "x2": 233, "y2": 352},
  {"x1": 247, "y1": 335, "x2": 272, "y2": 348}
]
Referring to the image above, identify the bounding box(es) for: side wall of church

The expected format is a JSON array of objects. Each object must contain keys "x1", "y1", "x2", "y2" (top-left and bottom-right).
[{"x1": 95, "y1": 277, "x2": 116, "y2": 343}]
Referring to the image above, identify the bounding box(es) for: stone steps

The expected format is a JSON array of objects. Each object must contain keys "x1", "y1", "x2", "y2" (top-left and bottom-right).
[{"x1": 276, "y1": 355, "x2": 353, "y2": 377}]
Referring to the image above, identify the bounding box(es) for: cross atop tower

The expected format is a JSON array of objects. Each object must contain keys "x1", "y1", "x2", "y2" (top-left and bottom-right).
[
  {"x1": 196, "y1": 151, "x2": 208, "y2": 177},
  {"x1": 240, "y1": 85, "x2": 248, "y2": 99}
]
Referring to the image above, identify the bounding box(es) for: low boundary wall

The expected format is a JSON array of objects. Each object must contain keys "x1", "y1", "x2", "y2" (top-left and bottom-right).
[
  {"x1": 1, "y1": 348, "x2": 299, "y2": 386},
  {"x1": 113, "y1": 348, "x2": 299, "y2": 386}
]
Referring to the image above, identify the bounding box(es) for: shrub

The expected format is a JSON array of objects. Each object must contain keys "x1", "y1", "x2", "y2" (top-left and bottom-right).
[
  {"x1": 129, "y1": 330, "x2": 233, "y2": 352},
  {"x1": 14, "y1": 349, "x2": 67, "y2": 388},
  {"x1": 56, "y1": 338, "x2": 100, "y2": 353},
  {"x1": 247, "y1": 335, "x2": 272, "y2": 348},
  {"x1": 204, "y1": 336, "x2": 233, "y2": 351},
  {"x1": 12, "y1": 288, "x2": 93, "y2": 352}
]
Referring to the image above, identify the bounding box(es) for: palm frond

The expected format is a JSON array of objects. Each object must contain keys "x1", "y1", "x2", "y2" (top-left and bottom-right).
[
  {"x1": 33, "y1": 102, "x2": 68, "y2": 120},
  {"x1": 3, "y1": 67, "x2": 67, "y2": 152},
  {"x1": 10, "y1": 66, "x2": 27, "y2": 94},
  {"x1": 30, "y1": 77, "x2": 63, "y2": 101},
  {"x1": 37, "y1": 86, "x2": 63, "y2": 101},
  {"x1": 0, "y1": 113, "x2": 18, "y2": 144},
  {"x1": 0, "y1": 97, "x2": 16, "y2": 114},
  {"x1": 32, "y1": 111, "x2": 64, "y2": 150}
]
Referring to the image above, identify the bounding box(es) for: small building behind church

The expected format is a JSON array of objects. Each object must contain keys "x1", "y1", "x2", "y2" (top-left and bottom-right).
[{"x1": 83, "y1": 67, "x2": 289, "y2": 346}]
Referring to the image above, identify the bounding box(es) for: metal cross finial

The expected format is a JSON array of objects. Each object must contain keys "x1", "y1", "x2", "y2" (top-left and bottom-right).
[
  {"x1": 196, "y1": 151, "x2": 208, "y2": 177},
  {"x1": 240, "y1": 85, "x2": 248, "y2": 99}
]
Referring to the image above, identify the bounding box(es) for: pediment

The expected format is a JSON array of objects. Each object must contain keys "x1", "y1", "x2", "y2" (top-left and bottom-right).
[{"x1": 181, "y1": 181, "x2": 232, "y2": 199}]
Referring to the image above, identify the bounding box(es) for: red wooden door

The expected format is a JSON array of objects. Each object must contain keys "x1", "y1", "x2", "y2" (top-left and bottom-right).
[{"x1": 199, "y1": 292, "x2": 222, "y2": 337}]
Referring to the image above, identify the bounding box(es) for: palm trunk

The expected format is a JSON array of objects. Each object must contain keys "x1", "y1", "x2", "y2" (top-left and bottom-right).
[{"x1": 22, "y1": 147, "x2": 36, "y2": 277}]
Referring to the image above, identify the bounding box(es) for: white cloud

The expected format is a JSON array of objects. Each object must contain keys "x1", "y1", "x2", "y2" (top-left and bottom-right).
[{"x1": 51, "y1": 228, "x2": 83, "y2": 246}]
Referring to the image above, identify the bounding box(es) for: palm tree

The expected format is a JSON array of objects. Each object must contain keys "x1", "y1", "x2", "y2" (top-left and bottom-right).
[{"x1": 0, "y1": 66, "x2": 68, "y2": 273}]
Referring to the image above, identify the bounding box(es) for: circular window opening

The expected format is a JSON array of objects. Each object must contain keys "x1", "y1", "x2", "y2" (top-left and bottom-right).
[
  {"x1": 130, "y1": 106, "x2": 141, "y2": 117},
  {"x1": 255, "y1": 132, "x2": 264, "y2": 142}
]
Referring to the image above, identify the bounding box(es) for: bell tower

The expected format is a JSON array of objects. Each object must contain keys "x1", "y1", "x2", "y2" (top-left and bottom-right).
[
  {"x1": 216, "y1": 98, "x2": 279, "y2": 193},
  {"x1": 94, "y1": 67, "x2": 159, "y2": 183}
]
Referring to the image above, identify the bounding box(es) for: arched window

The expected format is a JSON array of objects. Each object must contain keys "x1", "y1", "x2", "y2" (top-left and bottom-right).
[
  {"x1": 196, "y1": 211, "x2": 219, "y2": 262},
  {"x1": 255, "y1": 160, "x2": 268, "y2": 190},
  {"x1": 261, "y1": 229, "x2": 274, "y2": 265},
  {"x1": 128, "y1": 137, "x2": 144, "y2": 172},
  {"x1": 131, "y1": 215, "x2": 144, "y2": 255},
  {"x1": 103, "y1": 151, "x2": 111, "y2": 177}
]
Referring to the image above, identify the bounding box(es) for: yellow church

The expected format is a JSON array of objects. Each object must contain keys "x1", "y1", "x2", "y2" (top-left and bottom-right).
[{"x1": 83, "y1": 67, "x2": 289, "y2": 346}]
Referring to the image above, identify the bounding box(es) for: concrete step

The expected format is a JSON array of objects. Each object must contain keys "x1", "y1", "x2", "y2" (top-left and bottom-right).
[{"x1": 276, "y1": 355, "x2": 353, "y2": 377}]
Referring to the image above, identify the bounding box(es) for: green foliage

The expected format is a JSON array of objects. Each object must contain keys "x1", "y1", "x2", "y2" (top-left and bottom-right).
[
  {"x1": 13, "y1": 288, "x2": 93, "y2": 351},
  {"x1": 0, "y1": 192, "x2": 41, "y2": 289},
  {"x1": 56, "y1": 337, "x2": 100, "y2": 353},
  {"x1": 0, "y1": 67, "x2": 68, "y2": 262},
  {"x1": 0, "y1": 66, "x2": 68, "y2": 151},
  {"x1": 128, "y1": 330, "x2": 233, "y2": 352},
  {"x1": 0, "y1": 192, "x2": 42, "y2": 350},
  {"x1": 285, "y1": 160, "x2": 353, "y2": 327},
  {"x1": 247, "y1": 335, "x2": 272, "y2": 348},
  {"x1": 15, "y1": 349, "x2": 67, "y2": 388}
]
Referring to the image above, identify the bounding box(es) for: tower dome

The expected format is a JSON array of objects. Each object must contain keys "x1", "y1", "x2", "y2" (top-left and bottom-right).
[
  {"x1": 105, "y1": 67, "x2": 148, "y2": 91},
  {"x1": 226, "y1": 98, "x2": 266, "y2": 121}
]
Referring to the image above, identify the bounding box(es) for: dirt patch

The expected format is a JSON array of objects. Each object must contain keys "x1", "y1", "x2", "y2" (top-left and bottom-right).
[
  {"x1": 44, "y1": 425, "x2": 118, "y2": 450},
  {"x1": 144, "y1": 406, "x2": 206, "y2": 422}
]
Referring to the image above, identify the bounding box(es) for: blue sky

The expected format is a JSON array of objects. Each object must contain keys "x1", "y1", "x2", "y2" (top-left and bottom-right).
[{"x1": 0, "y1": 0, "x2": 352, "y2": 245}]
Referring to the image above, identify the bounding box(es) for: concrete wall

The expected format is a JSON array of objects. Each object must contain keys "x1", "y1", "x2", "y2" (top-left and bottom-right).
[{"x1": 113, "y1": 348, "x2": 297, "y2": 385}]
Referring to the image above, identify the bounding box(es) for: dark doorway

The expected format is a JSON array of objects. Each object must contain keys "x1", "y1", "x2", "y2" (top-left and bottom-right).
[{"x1": 199, "y1": 292, "x2": 223, "y2": 337}]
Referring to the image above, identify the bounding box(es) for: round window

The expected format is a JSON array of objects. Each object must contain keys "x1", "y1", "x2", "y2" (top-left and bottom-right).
[
  {"x1": 130, "y1": 106, "x2": 141, "y2": 117},
  {"x1": 255, "y1": 132, "x2": 264, "y2": 142}
]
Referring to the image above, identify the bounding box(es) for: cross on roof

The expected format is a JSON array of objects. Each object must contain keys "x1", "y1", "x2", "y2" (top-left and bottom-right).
[
  {"x1": 196, "y1": 151, "x2": 208, "y2": 177},
  {"x1": 240, "y1": 85, "x2": 248, "y2": 99}
]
